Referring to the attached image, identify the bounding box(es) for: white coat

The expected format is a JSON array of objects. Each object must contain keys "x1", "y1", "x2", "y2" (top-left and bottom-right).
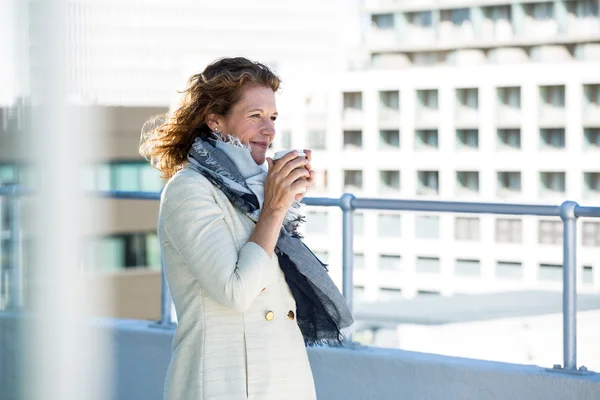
[{"x1": 158, "y1": 167, "x2": 317, "y2": 400}]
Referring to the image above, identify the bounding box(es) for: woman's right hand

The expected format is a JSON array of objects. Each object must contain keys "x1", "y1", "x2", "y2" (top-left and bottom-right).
[{"x1": 264, "y1": 151, "x2": 310, "y2": 214}]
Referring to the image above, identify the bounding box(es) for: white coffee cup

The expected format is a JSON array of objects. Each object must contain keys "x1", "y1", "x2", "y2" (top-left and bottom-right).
[{"x1": 273, "y1": 149, "x2": 306, "y2": 161}]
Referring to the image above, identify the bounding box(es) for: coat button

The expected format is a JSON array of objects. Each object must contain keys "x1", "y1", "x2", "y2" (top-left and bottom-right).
[
  {"x1": 265, "y1": 311, "x2": 274, "y2": 321},
  {"x1": 287, "y1": 310, "x2": 295, "y2": 320}
]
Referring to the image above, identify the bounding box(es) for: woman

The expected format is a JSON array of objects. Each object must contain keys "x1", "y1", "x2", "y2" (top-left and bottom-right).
[{"x1": 140, "y1": 57, "x2": 353, "y2": 400}]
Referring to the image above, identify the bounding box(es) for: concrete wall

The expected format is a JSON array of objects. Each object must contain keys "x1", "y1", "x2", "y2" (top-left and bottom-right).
[{"x1": 1, "y1": 314, "x2": 599, "y2": 400}]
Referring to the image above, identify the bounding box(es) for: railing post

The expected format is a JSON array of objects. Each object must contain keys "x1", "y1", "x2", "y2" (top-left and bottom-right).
[
  {"x1": 151, "y1": 257, "x2": 176, "y2": 329},
  {"x1": 340, "y1": 193, "x2": 355, "y2": 330},
  {"x1": 8, "y1": 185, "x2": 23, "y2": 310},
  {"x1": 560, "y1": 201, "x2": 578, "y2": 371}
]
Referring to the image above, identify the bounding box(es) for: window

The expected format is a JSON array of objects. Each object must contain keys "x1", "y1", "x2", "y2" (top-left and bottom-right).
[
  {"x1": 379, "y1": 287, "x2": 403, "y2": 301},
  {"x1": 416, "y1": 215, "x2": 439, "y2": 239},
  {"x1": 354, "y1": 253, "x2": 365, "y2": 269},
  {"x1": 456, "y1": 171, "x2": 479, "y2": 194},
  {"x1": 354, "y1": 212, "x2": 364, "y2": 236},
  {"x1": 539, "y1": 220, "x2": 562, "y2": 244},
  {"x1": 497, "y1": 171, "x2": 521, "y2": 195},
  {"x1": 584, "y1": 84, "x2": 600, "y2": 110},
  {"x1": 483, "y1": 6, "x2": 513, "y2": 40},
  {"x1": 582, "y1": 222, "x2": 600, "y2": 246},
  {"x1": 379, "y1": 170, "x2": 400, "y2": 192},
  {"x1": 311, "y1": 170, "x2": 328, "y2": 192},
  {"x1": 417, "y1": 170, "x2": 439, "y2": 195},
  {"x1": 0, "y1": 164, "x2": 17, "y2": 185},
  {"x1": 280, "y1": 130, "x2": 292, "y2": 149},
  {"x1": 456, "y1": 88, "x2": 479, "y2": 112},
  {"x1": 584, "y1": 128, "x2": 600, "y2": 150},
  {"x1": 496, "y1": 87, "x2": 520, "y2": 119},
  {"x1": 584, "y1": 172, "x2": 600, "y2": 198},
  {"x1": 417, "y1": 290, "x2": 440, "y2": 296},
  {"x1": 540, "y1": 128, "x2": 566, "y2": 149},
  {"x1": 84, "y1": 232, "x2": 160, "y2": 271},
  {"x1": 343, "y1": 130, "x2": 362, "y2": 149},
  {"x1": 306, "y1": 211, "x2": 328, "y2": 234},
  {"x1": 379, "y1": 255, "x2": 401, "y2": 271},
  {"x1": 308, "y1": 130, "x2": 326, "y2": 150},
  {"x1": 379, "y1": 90, "x2": 399, "y2": 111},
  {"x1": 416, "y1": 130, "x2": 438, "y2": 149},
  {"x1": 407, "y1": 11, "x2": 433, "y2": 30},
  {"x1": 495, "y1": 261, "x2": 523, "y2": 279},
  {"x1": 380, "y1": 130, "x2": 400, "y2": 149},
  {"x1": 378, "y1": 214, "x2": 401, "y2": 237},
  {"x1": 496, "y1": 218, "x2": 522, "y2": 243},
  {"x1": 416, "y1": 89, "x2": 438, "y2": 113},
  {"x1": 344, "y1": 170, "x2": 363, "y2": 191},
  {"x1": 343, "y1": 92, "x2": 362, "y2": 111},
  {"x1": 525, "y1": 2, "x2": 556, "y2": 34},
  {"x1": 440, "y1": 8, "x2": 473, "y2": 40},
  {"x1": 497, "y1": 129, "x2": 521, "y2": 150},
  {"x1": 313, "y1": 250, "x2": 329, "y2": 264},
  {"x1": 455, "y1": 259, "x2": 481, "y2": 277},
  {"x1": 583, "y1": 265, "x2": 594, "y2": 284},
  {"x1": 84, "y1": 161, "x2": 163, "y2": 192},
  {"x1": 455, "y1": 217, "x2": 480, "y2": 240},
  {"x1": 371, "y1": 13, "x2": 395, "y2": 30},
  {"x1": 539, "y1": 85, "x2": 565, "y2": 113},
  {"x1": 540, "y1": 172, "x2": 566, "y2": 195},
  {"x1": 456, "y1": 129, "x2": 479, "y2": 149},
  {"x1": 416, "y1": 256, "x2": 440, "y2": 273},
  {"x1": 354, "y1": 286, "x2": 365, "y2": 303},
  {"x1": 539, "y1": 263, "x2": 562, "y2": 282}
]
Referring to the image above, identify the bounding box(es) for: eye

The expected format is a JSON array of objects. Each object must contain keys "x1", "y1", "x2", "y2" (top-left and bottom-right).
[
  {"x1": 250, "y1": 114, "x2": 260, "y2": 118},
  {"x1": 271, "y1": 116, "x2": 277, "y2": 121}
]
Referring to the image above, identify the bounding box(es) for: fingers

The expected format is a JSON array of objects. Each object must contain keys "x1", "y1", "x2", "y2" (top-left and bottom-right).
[
  {"x1": 278, "y1": 157, "x2": 309, "y2": 178},
  {"x1": 303, "y1": 149, "x2": 312, "y2": 162},
  {"x1": 270, "y1": 151, "x2": 300, "y2": 173},
  {"x1": 290, "y1": 178, "x2": 310, "y2": 195}
]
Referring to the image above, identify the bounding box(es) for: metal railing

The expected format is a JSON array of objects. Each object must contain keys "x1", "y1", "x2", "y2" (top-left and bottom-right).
[{"x1": 1, "y1": 186, "x2": 599, "y2": 374}]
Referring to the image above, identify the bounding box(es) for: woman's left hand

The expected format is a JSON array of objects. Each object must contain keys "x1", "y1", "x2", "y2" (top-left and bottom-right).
[{"x1": 294, "y1": 149, "x2": 313, "y2": 202}]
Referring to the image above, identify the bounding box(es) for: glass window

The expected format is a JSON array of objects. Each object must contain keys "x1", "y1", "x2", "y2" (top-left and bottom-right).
[
  {"x1": 495, "y1": 261, "x2": 523, "y2": 279},
  {"x1": 354, "y1": 286, "x2": 365, "y2": 303},
  {"x1": 540, "y1": 172, "x2": 566, "y2": 195},
  {"x1": 379, "y1": 90, "x2": 399, "y2": 110},
  {"x1": 93, "y1": 236, "x2": 126, "y2": 271},
  {"x1": 540, "y1": 85, "x2": 565, "y2": 109},
  {"x1": 379, "y1": 254, "x2": 401, "y2": 271},
  {"x1": 583, "y1": 265, "x2": 594, "y2": 284},
  {"x1": 456, "y1": 88, "x2": 479, "y2": 110},
  {"x1": 417, "y1": 89, "x2": 438, "y2": 111},
  {"x1": 354, "y1": 253, "x2": 365, "y2": 269},
  {"x1": 139, "y1": 164, "x2": 163, "y2": 192},
  {"x1": 455, "y1": 217, "x2": 480, "y2": 240},
  {"x1": 584, "y1": 84, "x2": 600, "y2": 108},
  {"x1": 378, "y1": 214, "x2": 401, "y2": 237},
  {"x1": 306, "y1": 211, "x2": 328, "y2": 234},
  {"x1": 584, "y1": 172, "x2": 600, "y2": 198},
  {"x1": 344, "y1": 170, "x2": 363, "y2": 191},
  {"x1": 497, "y1": 87, "x2": 521, "y2": 111},
  {"x1": 584, "y1": 128, "x2": 600, "y2": 150},
  {"x1": 145, "y1": 233, "x2": 161, "y2": 270},
  {"x1": 496, "y1": 218, "x2": 522, "y2": 243},
  {"x1": 540, "y1": 128, "x2": 566, "y2": 149},
  {"x1": 416, "y1": 130, "x2": 438, "y2": 149},
  {"x1": 371, "y1": 13, "x2": 395, "y2": 30},
  {"x1": 379, "y1": 170, "x2": 400, "y2": 192},
  {"x1": 308, "y1": 130, "x2": 326, "y2": 150},
  {"x1": 497, "y1": 171, "x2": 521, "y2": 195},
  {"x1": 380, "y1": 130, "x2": 400, "y2": 149},
  {"x1": 417, "y1": 171, "x2": 439, "y2": 195},
  {"x1": 539, "y1": 263, "x2": 562, "y2": 282},
  {"x1": 343, "y1": 92, "x2": 362, "y2": 111},
  {"x1": 354, "y1": 212, "x2": 364, "y2": 236},
  {"x1": 539, "y1": 220, "x2": 562, "y2": 244},
  {"x1": 455, "y1": 259, "x2": 481, "y2": 277},
  {"x1": 456, "y1": 129, "x2": 479, "y2": 149},
  {"x1": 378, "y1": 287, "x2": 403, "y2": 301},
  {"x1": 497, "y1": 129, "x2": 521, "y2": 150},
  {"x1": 416, "y1": 256, "x2": 440, "y2": 273},
  {"x1": 113, "y1": 163, "x2": 140, "y2": 191},
  {"x1": 96, "y1": 164, "x2": 111, "y2": 191},
  {"x1": 343, "y1": 130, "x2": 362, "y2": 149},
  {"x1": 0, "y1": 164, "x2": 17, "y2": 185},
  {"x1": 456, "y1": 171, "x2": 479, "y2": 194},
  {"x1": 416, "y1": 215, "x2": 439, "y2": 239},
  {"x1": 582, "y1": 222, "x2": 600, "y2": 246}
]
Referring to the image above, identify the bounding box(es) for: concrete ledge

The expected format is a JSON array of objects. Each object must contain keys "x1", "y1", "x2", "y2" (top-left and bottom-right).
[{"x1": 2, "y1": 314, "x2": 599, "y2": 400}]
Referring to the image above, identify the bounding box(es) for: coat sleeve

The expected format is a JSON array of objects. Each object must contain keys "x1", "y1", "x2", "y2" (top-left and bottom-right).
[{"x1": 159, "y1": 172, "x2": 275, "y2": 313}]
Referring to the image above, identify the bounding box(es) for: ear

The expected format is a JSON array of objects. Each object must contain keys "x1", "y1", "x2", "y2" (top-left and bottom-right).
[{"x1": 205, "y1": 113, "x2": 222, "y2": 132}]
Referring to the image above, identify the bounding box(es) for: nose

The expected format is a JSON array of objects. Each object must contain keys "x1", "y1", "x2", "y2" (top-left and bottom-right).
[{"x1": 262, "y1": 118, "x2": 276, "y2": 137}]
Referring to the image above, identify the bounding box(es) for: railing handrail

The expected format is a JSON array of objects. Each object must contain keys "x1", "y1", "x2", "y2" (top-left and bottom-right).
[{"x1": 2, "y1": 186, "x2": 599, "y2": 374}]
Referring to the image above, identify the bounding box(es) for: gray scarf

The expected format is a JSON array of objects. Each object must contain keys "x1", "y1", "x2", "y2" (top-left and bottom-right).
[{"x1": 187, "y1": 136, "x2": 354, "y2": 346}]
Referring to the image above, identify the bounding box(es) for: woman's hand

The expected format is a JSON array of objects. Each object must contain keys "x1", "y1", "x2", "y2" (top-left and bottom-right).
[
  {"x1": 294, "y1": 149, "x2": 313, "y2": 202},
  {"x1": 264, "y1": 151, "x2": 311, "y2": 214}
]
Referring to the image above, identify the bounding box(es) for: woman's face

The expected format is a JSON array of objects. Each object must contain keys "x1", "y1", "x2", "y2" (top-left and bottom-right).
[{"x1": 211, "y1": 85, "x2": 277, "y2": 165}]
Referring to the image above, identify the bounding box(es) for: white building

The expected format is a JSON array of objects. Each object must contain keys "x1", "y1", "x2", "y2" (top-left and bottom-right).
[{"x1": 282, "y1": 0, "x2": 600, "y2": 303}]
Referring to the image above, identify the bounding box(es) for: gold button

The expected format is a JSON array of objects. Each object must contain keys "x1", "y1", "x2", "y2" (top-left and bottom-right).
[
  {"x1": 265, "y1": 311, "x2": 274, "y2": 321},
  {"x1": 287, "y1": 310, "x2": 295, "y2": 320}
]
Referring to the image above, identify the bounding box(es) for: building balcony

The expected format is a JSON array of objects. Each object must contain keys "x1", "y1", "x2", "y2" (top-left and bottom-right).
[
  {"x1": 583, "y1": 106, "x2": 600, "y2": 126},
  {"x1": 378, "y1": 107, "x2": 400, "y2": 127},
  {"x1": 497, "y1": 108, "x2": 521, "y2": 128},
  {"x1": 539, "y1": 107, "x2": 566, "y2": 127},
  {"x1": 343, "y1": 108, "x2": 364, "y2": 128}
]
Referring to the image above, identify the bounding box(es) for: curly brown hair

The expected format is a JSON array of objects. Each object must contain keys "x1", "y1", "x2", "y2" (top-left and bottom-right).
[{"x1": 139, "y1": 57, "x2": 281, "y2": 179}]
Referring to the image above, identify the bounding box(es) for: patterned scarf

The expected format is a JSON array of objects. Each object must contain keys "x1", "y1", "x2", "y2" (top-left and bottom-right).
[{"x1": 187, "y1": 136, "x2": 354, "y2": 346}]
